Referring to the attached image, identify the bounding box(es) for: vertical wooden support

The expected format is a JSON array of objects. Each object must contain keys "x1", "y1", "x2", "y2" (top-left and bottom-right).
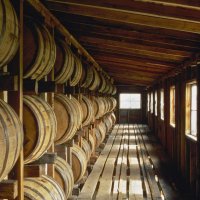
[
  {"x1": 196, "y1": 67, "x2": 200, "y2": 200},
  {"x1": 47, "y1": 64, "x2": 55, "y2": 177},
  {"x1": 8, "y1": 1, "x2": 24, "y2": 199},
  {"x1": 180, "y1": 70, "x2": 186, "y2": 178}
]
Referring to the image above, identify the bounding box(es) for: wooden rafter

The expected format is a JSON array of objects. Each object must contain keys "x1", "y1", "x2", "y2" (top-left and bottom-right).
[{"x1": 46, "y1": 1, "x2": 200, "y2": 34}]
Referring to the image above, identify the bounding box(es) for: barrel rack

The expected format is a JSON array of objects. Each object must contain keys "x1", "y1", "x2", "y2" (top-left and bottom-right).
[{"x1": 0, "y1": 0, "x2": 117, "y2": 200}]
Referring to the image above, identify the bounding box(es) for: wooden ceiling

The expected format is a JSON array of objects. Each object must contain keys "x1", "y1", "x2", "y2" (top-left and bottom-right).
[{"x1": 44, "y1": 0, "x2": 200, "y2": 86}]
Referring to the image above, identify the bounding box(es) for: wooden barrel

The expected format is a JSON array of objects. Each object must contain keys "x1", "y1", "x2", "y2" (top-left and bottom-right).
[
  {"x1": 81, "y1": 65, "x2": 94, "y2": 88},
  {"x1": 71, "y1": 95, "x2": 83, "y2": 129},
  {"x1": 24, "y1": 176, "x2": 66, "y2": 200},
  {"x1": 0, "y1": 99, "x2": 23, "y2": 182},
  {"x1": 89, "y1": 133, "x2": 95, "y2": 154},
  {"x1": 72, "y1": 144, "x2": 87, "y2": 183},
  {"x1": 0, "y1": 0, "x2": 19, "y2": 68},
  {"x1": 55, "y1": 156, "x2": 74, "y2": 199},
  {"x1": 109, "y1": 97, "x2": 117, "y2": 111},
  {"x1": 80, "y1": 95, "x2": 94, "y2": 127},
  {"x1": 81, "y1": 138, "x2": 92, "y2": 161},
  {"x1": 89, "y1": 67, "x2": 100, "y2": 91},
  {"x1": 70, "y1": 55, "x2": 82, "y2": 86},
  {"x1": 23, "y1": 20, "x2": 56, "y2": 80},
  {"x1": 54, "y1": 94, "x2": 78, "y2": 145},
  {"x1": 98, "y1": 73, "x2": 106, "y2": 93},
  {"x1": 101, "y1": 97, "x2": 110, "y2": 114},
  {"x1": 54, "y1": 40, "x2": 74, "y2": 84},
  {"x1": 112, "y1": 85, "x2": 117, "y2": 95},
  {"x1": 111, "y1": 112, "x2": 116, "y2": 124},
  {"x1": 98, "y1": 122, "x2": 107, "y2": 143},
  {"x1": 93, "y1": 128, "x2": 101, "y2": 148},
  {"x1": 23, "y1": 95, "x2": 56, "y2": 164},
  {"x1": 103, "y1": 115, "x2": 113, "y2": 132},
  {"x1": 92, "y1": 97, "x2": 105, "y2": 119}
]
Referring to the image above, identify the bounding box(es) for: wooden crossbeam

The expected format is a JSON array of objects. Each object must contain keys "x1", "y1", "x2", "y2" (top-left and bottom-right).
[
  {"x1": 71, "y1": 30, "x2": 200, "y2": 52},
  {"x1": 47, "y1": 0, "x2": 200, "y2": 21},
  {"x1": 79, "y1": 36, "x2": 191, "y2": 60},
  {"x1": 47, "y1": 1, "x2": 200, "y2": 34},
  {"x1": 86, "y1": 46, "x2": 181, "y2": 64},
  {"x1": 138, "y1": 0, "x2": 200, "y2": 9}
]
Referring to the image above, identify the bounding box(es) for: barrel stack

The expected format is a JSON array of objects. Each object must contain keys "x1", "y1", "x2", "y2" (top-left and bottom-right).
[{"x1": 0, "y1": 1, "x2": 117, "y2": 199}]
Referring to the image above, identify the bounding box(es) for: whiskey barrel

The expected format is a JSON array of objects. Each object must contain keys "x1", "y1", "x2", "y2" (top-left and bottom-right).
[
  {"x1": 108, "y1": 97, "x2": 117, "y2": 112},
  {"x1": 0, "y1": 0, "x2": 19, "y2": 68},
  {"x1": 89, "y1": 133, "x2": 95, "y2": 154},
  {"x1": 54, "y1": 94, "x2": 78, "y2": 145},
  {"x1": 70, "y1": 95, "x2": 83, "y2": 129},
  {"x1": 112, "y1": 85, "x2": 117, "y2": 95},
  {"x1": 70, "y1": 55, "x2": 82, "y2": 86},
  {"x1": 98, "y1": 73, "x2": 106, "y2": 93},
  {"x1": 98, "y1": 122, "x2": 107, "y2": 143},
  {"x1": 93, "y1": 97, "x2": 106, "y2": 119},
  {"x1": 23, "y1": 95, "x2": 56, "y2": 164},
  {"x1": 0, "y1": 99, "x2": 23, "y2": 182},
  {"x1": 81, "y1": 138, "x2": 92, "y2": 161},
  {"x1": 89, "y1": 67, "x2": 100, "y2": 91},
  {"x1": 111, "y1": 112, "x2": 116, "y2": 124},
  {"x1": 54, "y1": 40, "x2": 74, "y2": 84},
  {"x1": 81, "y1": 65, "x2": 94, "y2": 88},
  {"x1": 93, "y1": 128, "x2": 101, "y2": 148},
  {"x1": 103, "y1": 115, "x2": 113, "y2": 132},
  {"x1": 72, "y1": 144, "x2": 87, "y2": 183},
  {"x1": 55, "y1": 156, "x2": 74, "y2": 199},
  {"x1": 80, "y1": 95, "x2": 94, "y2": 127},
  {"x1": 23, "y1": 20, "x2": 56, "y2": 80},
  {"x1": 24, "y1": 176, "x2": 66, "y2": 200}
]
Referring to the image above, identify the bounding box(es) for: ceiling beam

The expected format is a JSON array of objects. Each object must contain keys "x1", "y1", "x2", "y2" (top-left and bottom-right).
[
  {"x1": 53, "y1": 11, "x2": 200, "y2": 41},
  {"x1": 85, "y1": 48, "x2": 178, "y2": 68},
  {"x1": 78, "y1": 36, "x2": 191, "y2": 57},
  {"x1": 99, "y1": 61, "x2": 168, "y2": 74},
  {"x1": 85, "y1": 45, "x2": 183, "y2": 64},
  {"x1": 102, "y1": 65, "x2": 162, "y2": 78},
  {"x1": 46, "y1": 0, "x2": 200, "y2": 21},
  {"x1": 69, "y1": 27, "x2": 200, "y2": 52},
  {"x1": 46, "y1": 1, "x2": 200, "y2": 34},
  {"x1": 137, "y1": 0, "x2": 200, "y2": 9}
]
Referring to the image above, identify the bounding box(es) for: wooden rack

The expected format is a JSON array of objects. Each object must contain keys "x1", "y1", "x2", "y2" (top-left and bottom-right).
[{"x1": 0, "y1": 1, "x2": 116, "y2": 200}]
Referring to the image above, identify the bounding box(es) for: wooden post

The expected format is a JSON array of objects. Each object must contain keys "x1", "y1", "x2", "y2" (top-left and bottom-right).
[
  {"x1": 196, "y1": 67, "x2": 200, "y2": 200},
  {"x1": 47, "y1": 67, "x2": 55, "y2": 178},
  {"x1": 7, "y1": 1, "x2": 24, "y2": 199}
]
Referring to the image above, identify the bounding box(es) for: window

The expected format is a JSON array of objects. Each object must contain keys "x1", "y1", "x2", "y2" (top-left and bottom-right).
[
  {"x1": 150, "y1": 92, "x2": 153, "y2": 113},
  {"x1": 155, "y1": 91, "x2": 157, "y2": 116},
  {"x1": 160, "y1": 89, "x2": 164, "y2": 120},
  {"x1": 120, "y1": 93, "x2": 141, "y2": 109},
  {"x1": 147, "y1": 93, "x2": 150, "y2": 112},
  {"x1": 170, "y1": 86, "x2": 175, "y2": 127},
  {"x1": 186, "y1": 82, "x2": 197, "y2": 137}
]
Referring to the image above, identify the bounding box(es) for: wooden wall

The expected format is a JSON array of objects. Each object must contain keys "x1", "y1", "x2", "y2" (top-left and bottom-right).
[
  {"x1": 116, "y1": 85, "x2": 147, "y2": 124},
  {"x1": 147, "y1": 66, "x2": 200, "y2": 199}
]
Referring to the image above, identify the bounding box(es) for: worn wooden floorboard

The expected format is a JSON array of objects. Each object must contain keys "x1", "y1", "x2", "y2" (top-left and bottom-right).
[{"x1": 76, "y1": 124, "x2": 185, "y2": 200}]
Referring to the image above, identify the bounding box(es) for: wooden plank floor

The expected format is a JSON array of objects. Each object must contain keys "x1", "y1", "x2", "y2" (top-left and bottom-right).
[{"x1": 77, "y1": 124, "x2": 192, "y2": 200}]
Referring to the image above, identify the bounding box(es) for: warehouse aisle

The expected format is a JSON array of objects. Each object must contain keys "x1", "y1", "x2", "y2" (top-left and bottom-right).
[{"x1": 75, "y1": 124, "x2": 192, "y2": 200}]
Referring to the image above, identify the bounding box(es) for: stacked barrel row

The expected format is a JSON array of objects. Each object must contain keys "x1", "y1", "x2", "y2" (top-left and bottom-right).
[
  {"x1": 24, "y1": 18, "x2": 117, "y2": 95},
  {"x1": 0, "y1": 1, "x2": 117, "y2": 200}
]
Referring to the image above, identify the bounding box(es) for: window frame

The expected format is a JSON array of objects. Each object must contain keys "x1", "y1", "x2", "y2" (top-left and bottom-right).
[
  {"x1": 185, "y1": 81, "x2": 197, "y2": 140},
  {"x1": 155, "y1": 91, "x2": 157, "y2": 116},
  {"x1": 119, "y1": 93, "x2": 142, "y2": 110},
  {"x1": 160, "y1": 89, "x2": 164, "y2": 120},
  {"x1": 150, "y1": 92, "x2": 154, "y2": 114},
  {"x1": 147, "y1": 93, "x2": 150, "y2": 112},
  {"x1": 170, "y1": 86, "x2": 176, "y2": 127}
]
